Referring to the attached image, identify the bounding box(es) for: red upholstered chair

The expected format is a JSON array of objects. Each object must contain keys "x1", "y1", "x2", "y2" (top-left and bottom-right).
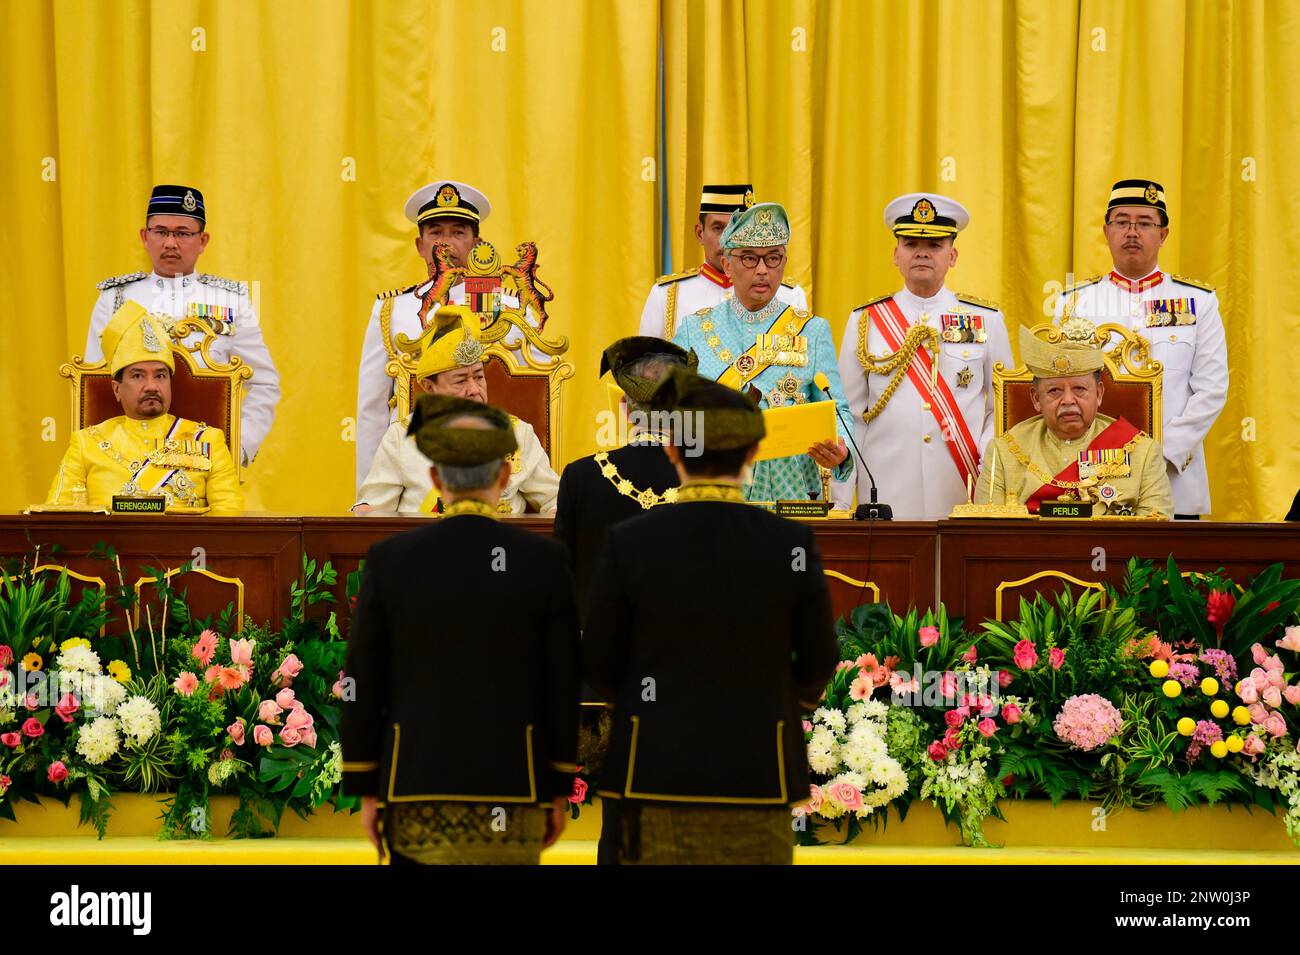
[
  {"x1": 60, "y1": 330, "x2": 253, "y2": 469},
  {"x1": 995, "y1": 322, "x2": 1163, "y2": 442}
]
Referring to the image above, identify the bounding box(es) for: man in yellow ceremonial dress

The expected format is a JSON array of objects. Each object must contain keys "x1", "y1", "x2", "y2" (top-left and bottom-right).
[
  {"x1": 45, "y1": 301, "x2": 242, "y2": 515},
  {"x1": 975, "y1": 325, "x2": 1172, "y2": 517},
  {"x1": 353, "y1": 306, "x2": 558, "y2": 515}
]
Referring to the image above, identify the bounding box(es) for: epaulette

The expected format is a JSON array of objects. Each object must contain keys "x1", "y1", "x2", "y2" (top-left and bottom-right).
[
  {"x1": 95, "y1": 271, "x2": 147, "y2": 291},
  {"x1": 655, "y1": 267, "x2": 699, "y2": 286},
  {"x1": 1062, "y1": 275, "x2": 1104, "y2": 294},
  {"x1": 854, "y1": 293, "x2": 893, "y2": 311},
  {"x1": 955, "y1": 292, "x2": 1000, "y2": 311},
  {"x1": 376, "y1": 283, "x2": 419, "y2": 300},
  {"x1": 1170, "y1": 274, "x2": 1214, "y2": 292},
  {"x1": 781, "y1": 280, "x2": 796, "y2": 289},
  {"x1": 692, "y1": 307, "x2": 713, "y2": 317},
  {"x1": 197, "y1": 273, "x2": 248, "y2": 295}
]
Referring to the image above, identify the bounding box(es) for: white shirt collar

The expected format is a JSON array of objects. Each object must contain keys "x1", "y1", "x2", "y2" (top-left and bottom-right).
[{"x1": 897, "y1": 284, "x2": 952, "y2": 313}]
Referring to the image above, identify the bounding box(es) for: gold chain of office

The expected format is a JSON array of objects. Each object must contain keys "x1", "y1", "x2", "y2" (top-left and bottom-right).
[
  {"x1": 595, "y1": 451, "x2": 678, "y2": 509},
  {"x1": 1002, "y1": 433, "x2": 1144, "y2": 491},
  {"x1": 856, "y1": 319, "x2": 938, "y2": 423}
]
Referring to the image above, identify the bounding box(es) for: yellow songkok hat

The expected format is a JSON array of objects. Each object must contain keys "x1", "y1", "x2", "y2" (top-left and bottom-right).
[
  {"x1": 415, "y1": 305, "x2": 485, "y2": 381},
  {"x1": 100, "y1": 301, "x2": 174, "y2": 376},
  {"x1": 1019, "y1": 325, "x2": 1105, "y2": 379}
]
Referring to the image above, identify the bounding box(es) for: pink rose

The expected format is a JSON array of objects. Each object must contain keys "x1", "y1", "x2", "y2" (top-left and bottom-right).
[
  {"x1": 1264, "y1": 652, "x2": 1284, "y2": 673},
  {"x1": 258, "y1": 699, "x2": 283, "y2": 724},
  {"x1": 1, "y1": 732, "x2": 21, "y2": 748},
  {"x1": 927, "y1": 741, "x2": 949, "y2": 762},
  {"x1": 939, "y1": 672, "x2": 958, "y2": 700},
  {"x1": 1267, "y1": 668, "x2": 1287, "y2": 689},
  {"x1": 1049, "y1": 647, "x2": 1066, "y2": 670},
  {"x1": 976, "y1": 695, "x2": 996, "y2": 716},
  {"x1": 227, "y1": 719, "x2": 245, "y2": 746},
  {"x1": 919, "y1": 626, "x2": 940, "y2": 648},
  {"x1": 1251, "y1": 643, "x2": 1270, "y2": 666},
  {"x1": 807, "y1": 785, "x2": 823, "y2": 814},
  {"x1": 1248, "y1": 703, "x2": 1268, "y2": 725},
  {"x1": 1238, "y1": 682, "x2": 1259, "y2": 704},
  {"x1": 54, "y1": 693, "x2": 79, "y2": 723},
  {"x1": 274, "y1": 688, "x2": 296, "y2": 710},
  {"x1": 978, "y1": 718, "x2": 998, "y2": 738},
  {"x1": 173, "y1": 672, "x2": 198, "y2": 696},
  {"x1": 942, "y1": 727, "x2": 962, "y2": 750},
  {"x1": 1243, "y1": 734, "x2": 1266, "y2": 756},
  {"x1": 997, "y1": 670, "x2": 1013, "y2": 688},
  {"x1": 332, "y1": 671, "x2": 348, "y2": 700},
  {"x1": 0, "y1": 645, "x2": 12, "y2": 668},
  {"x1": 1264, "y1": 714, "x2": 1288, "y2": 738},
  {"x1": 271, "y1": 653, "x2": 304, "y2": 688},
  {"x1": 961, "y1": 645, "x2": 978, "y2": 663},
  {"x1": 21, "y1": 717, "x2": 43, "y2": 739},
  {"x1": 299, "y1": 727, "x2": 318, "y2": 749},
  {"x1": 279, "y1": 725, "x2": 302, "y2": 747},
  {"x1": 253, "y1": 724, "x2": 274, "y2": 747},
  {"x1": 0, "y1": 774, "x2": 10, "y2": 793},
  {"x1": 569, "y1": 776, "x2": 588, "y2": 804},
  {"x1": 229, "y1": 638, "x2": 255, "y2": 669},
  {"x1": 1001, "y1": 704, "x2": 1022, "y2": 724},
  {"x1": 802, "y1": 720, "x2": 813, "y2": 733},
  {"x1": 47, "y1": 761, "x2": 68, "y2": 783},
  {"x1": 1013, "y1": 640, "x2": 1039, "y2": 670},
  {"x1": 828, "y1": 782, "x2": 863, "y2": 812},
  {"x1": 284, "y1": 707, "x2": 314, "y2": 732},
  {"x1": 1263, "y1": 687, "x2": 1283, "y2": 710},
  {"x1": 944, "y1": 708, "x2": 966, "y2": 728},
  {"x1": 24, "y1": 693, "x2": 38, "y2": 711},
  {"x1": 192, "y1": 629, "x2": 218, "y2": 668},
  {"x1": 1284, "y1": 685, "x2": 1300, "y2": 706}
]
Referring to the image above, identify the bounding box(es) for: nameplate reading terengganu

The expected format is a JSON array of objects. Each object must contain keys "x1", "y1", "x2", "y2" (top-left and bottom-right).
[{"x1": 112, "y1": 496, "x2": 166, "y2": 514}]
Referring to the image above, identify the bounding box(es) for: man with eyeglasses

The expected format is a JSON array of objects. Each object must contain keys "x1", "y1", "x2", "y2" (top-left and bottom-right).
[
  {"x1": 85, "y1": 185, "x2": 281, "y2": 470},
  {"x1": 1053, "y1": 179, "x2": 1228, "y2": 518},
  {"x1": 671, "y1": 202, "x2": 853, "y2": 503},
  {"x1": 833, "y1": 193, "x2": 1012, "y2": 519},
  {"x1": 638, "y1": 183, "x2": 807, "y2": 340}
]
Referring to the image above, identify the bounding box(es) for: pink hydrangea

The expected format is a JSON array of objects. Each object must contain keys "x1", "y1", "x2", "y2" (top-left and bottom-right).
[{"x1": 1052, "y1": 694, "x2": 1123, "y2": 752}]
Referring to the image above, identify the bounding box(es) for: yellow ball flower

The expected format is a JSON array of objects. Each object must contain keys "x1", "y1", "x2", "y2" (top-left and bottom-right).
[
  {"x1": 1232, "y1": 706, "x2": 1252, "y2": 726},
  {"x1": 1210, "y1": 740, "x2": 1229, "y2": 759},
  {"x1": 1201, "y1": 677, "x2": 1219, "y2": 697},
  {"x1": 59, "y1": 637, "x2": 91, "y2": 652},
  {"x1": 106, "y1": 659, "x2": 132, "y2": 683},
  {"x1": 20, "y1": 652, "x2": 43, "y2": 672},
  {"x1": 1226, "y1": 735, "x2": 1245, "y2": 754},
  {"x1": 1162, "y1": 679, "x2": 1182, "y2": 698},
  {"x1": 1149, "y1": 659, "x2": 1170, "y2": 679},
  {"x1": 1177, "y1": 717, "x2": 1196, "y2": 736},
  {"x1": 1210, "y1": 700, "x2": 1230, "y2": 719}
]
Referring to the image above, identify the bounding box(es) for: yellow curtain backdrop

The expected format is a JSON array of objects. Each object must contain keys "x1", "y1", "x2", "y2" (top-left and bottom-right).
[
  {"x1": 661, "y1": 0, "x2": 1299, "y2": 521},
  {"x1": 0, "y1": 0, "x2": 659, "y2": 514}
]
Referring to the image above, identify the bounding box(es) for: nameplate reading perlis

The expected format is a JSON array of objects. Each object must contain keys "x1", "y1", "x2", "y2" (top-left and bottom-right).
[
  {"x1": 112, "y1": 496, "x2": 166, "y2": 514},
  {"x1": 1040, "y1": 500, "x2": 1089, "y2": 519},
  {"x1": 774, "y1": 501, "x2": 833, "y2": 518}
]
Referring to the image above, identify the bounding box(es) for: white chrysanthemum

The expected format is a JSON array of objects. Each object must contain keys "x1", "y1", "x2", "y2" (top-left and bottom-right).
[
  {"x1": 860, "y1": 699, "x2": 888, "y2": 722},
  {"x1": 820, "y1": 709, "x2": 847, "y2": 733},
  {"x1": 74, "y1": 674, "x2": 126, "y2": 716},
  {"x1": 55, "y1": 644, "x2": 101, "y2": 674},
  {"x1": 115, "y1": 695, "x2": 161, "y2": 745},
  {"x1": 810, "y1": 726, "x2": 838, "y2": 750},
  {"x1": 76, "y1": 716, "x2": 120, "y2": 765},
  {"x1": 846, "y1": 702, "x2": 868, "y2": 724},
  {"x1": 808, "y1": 747, "x2": 839, "y2": 775}
]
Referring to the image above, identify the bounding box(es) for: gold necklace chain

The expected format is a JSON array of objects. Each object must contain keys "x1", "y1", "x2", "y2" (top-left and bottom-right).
[
  {"x1": 1003, "y1": 433, "x2": 1143, "y2": 490},
  {"x1": 595, "y1": 451, "x2": 678, "y2": 509},
  {"x1": 856, "y1": 318, "x2": 938, "y2": 423}
]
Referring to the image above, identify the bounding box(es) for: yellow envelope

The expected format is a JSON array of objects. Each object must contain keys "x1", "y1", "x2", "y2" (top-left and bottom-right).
[{"x1": 756, "y1": 399, "x2": 837, "y2": 461}]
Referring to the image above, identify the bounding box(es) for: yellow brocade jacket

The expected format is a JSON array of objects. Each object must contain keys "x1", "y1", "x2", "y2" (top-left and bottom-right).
[{"x1": 45, "y1": 414, "x2": 243, "y2": 515}]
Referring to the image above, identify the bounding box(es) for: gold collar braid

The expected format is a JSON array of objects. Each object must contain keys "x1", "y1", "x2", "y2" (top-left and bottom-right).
[
  {"x1": 674, "y1": 483, "x2": 747, "y2": 504},
  {"x1": 441, "y1": 498, "x2": 501, "y2": 520}
]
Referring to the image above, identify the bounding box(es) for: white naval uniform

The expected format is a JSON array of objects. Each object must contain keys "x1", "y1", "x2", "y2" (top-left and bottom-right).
[
  {"x1": 637, "y1": 266, "x2": 808, "y2": 340},
  {"x1": 354, "y1": 413, "x2": 559, "y2": 515},
  {"x1": 832, "y1": 286, "x2": 1013, "y2": 519},
  {"x1": 355, "y1": 279, "x2": 538, "y2": 493},
  {"x1": 86, "y1": 271, "x2": 281, "y2": 466},
  {"x1": 1053, "y1": 268, "x2": 1228, "y2": 515}
]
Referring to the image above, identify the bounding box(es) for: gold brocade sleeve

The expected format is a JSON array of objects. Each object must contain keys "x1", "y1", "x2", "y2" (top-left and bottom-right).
[
  {"x1": 44, "y1": 430, "x2": 88, "y2": 505},
  {"x1": 203, "y1": 428, "x2": 245, "y2": 516}
]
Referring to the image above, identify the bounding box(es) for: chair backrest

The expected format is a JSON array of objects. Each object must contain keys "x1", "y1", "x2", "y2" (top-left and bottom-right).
[
  {"x1": 61, "y1": 333, "x2": 252, "y2": 465},
  {"x1": 995, "y1": 321, "x2": 1163, "y2": 442}
]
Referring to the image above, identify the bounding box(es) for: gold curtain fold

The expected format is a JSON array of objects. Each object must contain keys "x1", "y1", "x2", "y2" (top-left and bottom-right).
[
  {"x1": 0, "y1": 0, "x2": 660, "y2": 513},
  {"x1": 659, "y1": 0, "x2": 1298, "y2": 520}
]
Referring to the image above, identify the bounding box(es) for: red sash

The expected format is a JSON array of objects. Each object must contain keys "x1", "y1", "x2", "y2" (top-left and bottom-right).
[
  {"x1": 1025, "y1": 416, "x2": 1140, "y2": 513},
  {"x1": 869, "y1": 298, "x2": 981, "y2": 488}
]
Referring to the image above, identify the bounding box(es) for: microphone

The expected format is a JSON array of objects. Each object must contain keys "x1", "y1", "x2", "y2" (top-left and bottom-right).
[{"x1": 813, "y1": 372, "x2": 892, "y2": 521}]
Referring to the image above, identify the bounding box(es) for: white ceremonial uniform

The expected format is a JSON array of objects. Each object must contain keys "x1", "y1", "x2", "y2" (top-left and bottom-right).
[
  {"x1": 832, "y1": 286, "x2": 1013, "y2": 518},
  {"x1": 86, "y1": 271, "x2": 281, "y2": 466},
  {"x1": 354, "y1": 413, "x2": 558, "y2": 515},
  {"x1": 355, "y1": 279, "x2": 540, "y2": 493},
  {"x1": 1053, "y1": 268, "x2": 1228, "y2": 515},
  {"x1": 637, "y1": 266, "x2": 807, "y2": 340}
]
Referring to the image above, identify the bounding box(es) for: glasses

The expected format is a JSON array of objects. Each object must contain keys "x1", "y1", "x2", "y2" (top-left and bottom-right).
[
  {"x1": 146, "y1": 227, "x2": 203, "y2": 241},
  {"x1": 730, "y1": 251, "x2": 786, "y2": 269},
  {"x1": 1106, "y1": 218, "x2": 1161, "y2": 233}
]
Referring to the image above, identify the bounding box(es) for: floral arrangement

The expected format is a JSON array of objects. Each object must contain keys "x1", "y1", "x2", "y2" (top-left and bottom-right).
[
  {"x1": 804, "y1": 557, "x2": 1300, "y2": 850},
  {"x1": 0, "y1": 548, "x2": 359, "y2": 838}
]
